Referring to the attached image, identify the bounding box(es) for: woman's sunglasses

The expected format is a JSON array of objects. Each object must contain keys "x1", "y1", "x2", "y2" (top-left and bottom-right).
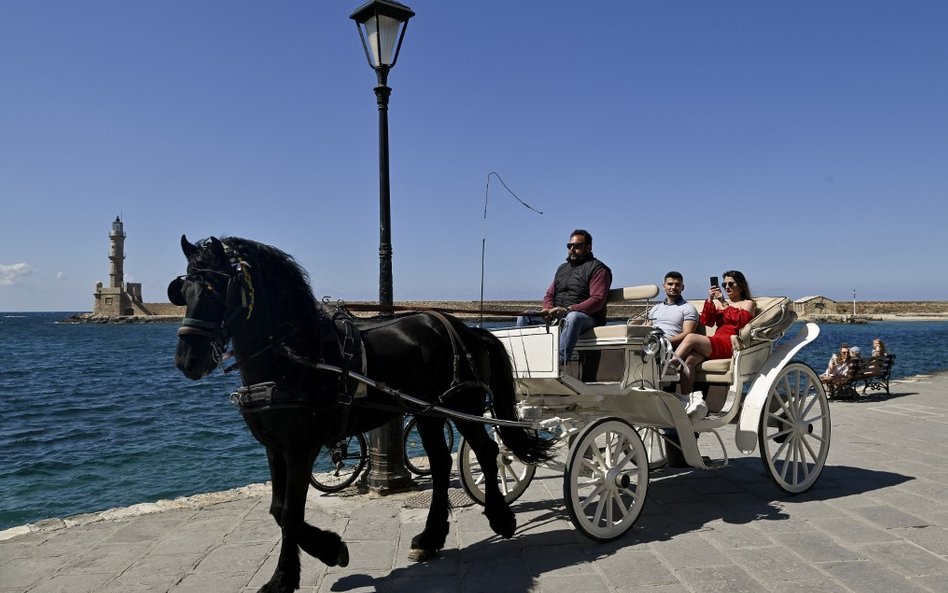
[{"x1": 722, "y1": 281, "x2": 738, "y2": 288}]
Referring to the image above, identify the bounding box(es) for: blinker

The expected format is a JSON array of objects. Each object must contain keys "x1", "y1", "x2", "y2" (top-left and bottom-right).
[{"x1": 167, "y1": 277, "x2": 186, "y2": 306}]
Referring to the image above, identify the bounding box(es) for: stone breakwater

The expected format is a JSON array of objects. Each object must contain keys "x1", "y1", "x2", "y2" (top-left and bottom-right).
[{"x1": 64, "y1": 300, "x2": 948, "y2": 324}]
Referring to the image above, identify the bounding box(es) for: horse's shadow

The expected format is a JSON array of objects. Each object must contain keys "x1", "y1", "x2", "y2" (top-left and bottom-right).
[{"x1": 329, "y1": 460, "x2": 912, "y2": 592}]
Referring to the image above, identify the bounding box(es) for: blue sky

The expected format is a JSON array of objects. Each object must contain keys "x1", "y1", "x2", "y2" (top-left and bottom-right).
[{"x1": 2, "y1": 1, "x2": 946, "y2": 312}]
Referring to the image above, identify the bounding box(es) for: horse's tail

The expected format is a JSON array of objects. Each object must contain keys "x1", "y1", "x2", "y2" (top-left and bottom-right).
[{"x1": 471, "y1": 327, "x2": 554, "y2": 464}]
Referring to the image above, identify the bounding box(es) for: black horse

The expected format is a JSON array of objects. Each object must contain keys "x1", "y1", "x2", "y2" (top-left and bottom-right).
[{"x1": 169, "y1": 235, "x2": 551, "y2": 593}]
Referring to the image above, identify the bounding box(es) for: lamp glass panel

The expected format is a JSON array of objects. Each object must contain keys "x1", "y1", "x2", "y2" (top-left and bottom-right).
[{"x1": 365, "y1": 14, "x2": 402, "y2": 67}]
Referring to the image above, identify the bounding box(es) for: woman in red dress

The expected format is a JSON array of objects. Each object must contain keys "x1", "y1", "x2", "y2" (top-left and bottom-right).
[{"x1": 673, "y1": 270, "x2": 755, "y2": 419}]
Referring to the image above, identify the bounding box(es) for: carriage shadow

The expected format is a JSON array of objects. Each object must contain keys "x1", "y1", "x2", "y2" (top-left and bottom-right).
[
  {"x1": 498, "y1": 461, "x2": 910, "y2": 548},
  {"x1": 618, "y1": 458, "x2": 911, "y2": 539},
  {"x1": 325, "y1": 460, "x2": 911, "y2": 592}
]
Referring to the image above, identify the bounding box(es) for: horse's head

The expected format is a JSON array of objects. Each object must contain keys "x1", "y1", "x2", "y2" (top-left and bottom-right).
[{"x1": 169, "y1": 235, "x2": 253, "y2": 380}]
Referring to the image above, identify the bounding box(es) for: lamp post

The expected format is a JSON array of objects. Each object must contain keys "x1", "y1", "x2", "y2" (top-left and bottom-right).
[{"x1": 351, "y1": 0, "x2": 415, "y2": 493}]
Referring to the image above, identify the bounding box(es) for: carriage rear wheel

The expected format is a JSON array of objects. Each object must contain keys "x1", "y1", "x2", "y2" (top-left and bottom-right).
[
  {"x1": 310, "y1": 433, "x2": 368, "y2": 493},
  {"x1": 636, "y1": 426, "x2": 667, "y2": 470},
  {"x1": 458, "y1": 427, "x2": 535, "y2": 505},
  {"x1": 403, "y1": 417, "x2": 455, "y2": 476},
  {"x1": 564, "y1": 417, "x2": 649, "y2": 541},
  {"x1": 758, "y1": 362, "x2": 831, "y2": 494}
]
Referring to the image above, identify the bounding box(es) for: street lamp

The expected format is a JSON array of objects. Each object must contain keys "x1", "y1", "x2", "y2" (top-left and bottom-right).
[{"x1": 351, "y1": 0, "x2": 415, "y2": 493}]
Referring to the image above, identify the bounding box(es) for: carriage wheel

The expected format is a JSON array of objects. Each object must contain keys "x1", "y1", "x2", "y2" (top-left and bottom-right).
[
  {"x1": 564, "y1": 418, "x2": 649, "y2": 541},
  {"x1": 636, "y1": 426, "x2": 667, "y2": 470},
  {"x1": 310, "y1": 433, "x2": 368, "y2": 493},
  {"x1": 758, "y1": 362, "x2": 831, "y2": 494},
  {"x1": 457, "y1": 428, "x2": 535, "y2": 505},
  {"x1": 404, "y1": 417, "x2": 455, "y2": 476}
]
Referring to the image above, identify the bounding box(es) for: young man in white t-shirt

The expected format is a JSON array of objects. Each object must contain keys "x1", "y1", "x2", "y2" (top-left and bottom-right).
[{"x1": 646, "y1": 271, "x2": 699, "y2": 347}]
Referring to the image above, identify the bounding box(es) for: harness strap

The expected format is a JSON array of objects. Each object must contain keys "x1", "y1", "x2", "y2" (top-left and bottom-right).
[
  {"x1": 230, "y1": 381, "x2": 337, "y2": 414},
  {"x1": 428, "y1": 311, "x2": 479, "y2": 388}
]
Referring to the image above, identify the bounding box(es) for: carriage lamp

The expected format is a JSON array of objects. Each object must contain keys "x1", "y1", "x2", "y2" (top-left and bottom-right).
[
  {"x1": 642, "y1": 328, "x2": 664, "y2": 361},
  {"x1": 351, "y1": 0, "x2": 415, "y2": 493}
]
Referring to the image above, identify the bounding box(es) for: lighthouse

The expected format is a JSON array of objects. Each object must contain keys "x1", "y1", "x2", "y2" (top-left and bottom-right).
[
  {"x1": 109, "y1": 216, "x2": 126, "y2": 289},
  {"x1": 93, "y1": 215, "x2": 134, "y2": 317},
  {"x1": 91, "y1": 215, "x2": 175, "y2": 319}
]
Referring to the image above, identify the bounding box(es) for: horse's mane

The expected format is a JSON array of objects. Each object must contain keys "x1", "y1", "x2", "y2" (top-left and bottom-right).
[{"x1": 219, "y1": 236, "x2": 321, "y2": 331}]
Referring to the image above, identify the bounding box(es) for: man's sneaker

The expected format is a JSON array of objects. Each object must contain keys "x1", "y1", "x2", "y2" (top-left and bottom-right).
[{"x1": 676, "y1": 392, "x2": 708, "y2": 420}]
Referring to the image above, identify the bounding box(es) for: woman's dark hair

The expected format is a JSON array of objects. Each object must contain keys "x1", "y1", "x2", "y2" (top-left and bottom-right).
[{"x1": 722, "y1": 269, "x2": 752, "y2": 300}]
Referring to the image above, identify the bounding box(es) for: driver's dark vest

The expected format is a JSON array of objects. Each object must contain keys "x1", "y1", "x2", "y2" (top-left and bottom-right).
[{"x1": 552, "y1": 255, "x2": 609, "y2": 325}]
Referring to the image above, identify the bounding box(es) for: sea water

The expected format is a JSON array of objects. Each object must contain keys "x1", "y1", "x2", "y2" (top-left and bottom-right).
[{"x1": 1, "y1": 312, "x2": 947, "y2": 530}]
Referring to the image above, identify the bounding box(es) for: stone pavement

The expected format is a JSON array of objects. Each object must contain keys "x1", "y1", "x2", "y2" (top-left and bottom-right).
[{"x1": 2, "y1": 373, "x2": 947, "y2": 593}]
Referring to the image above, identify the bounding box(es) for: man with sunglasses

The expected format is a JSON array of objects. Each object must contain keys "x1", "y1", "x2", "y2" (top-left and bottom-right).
[{"x1": 517, "y1": 229, "x2": 612, "y2": 365}]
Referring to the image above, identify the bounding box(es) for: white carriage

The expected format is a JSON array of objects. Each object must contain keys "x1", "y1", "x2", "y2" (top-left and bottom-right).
[{"x1": 458, "y1": 285, "x2": 831, "y2": 541}]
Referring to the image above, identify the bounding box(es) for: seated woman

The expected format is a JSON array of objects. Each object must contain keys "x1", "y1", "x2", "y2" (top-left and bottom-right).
[
  {"x1": 872, "y1": 338, "x2": 888, "y2": 358},
  {"x1": 820, "y1": 345, "x2": 852, "y2": 381},
  {"x1": 822, "y1": 344, "x2": 849, "y2": 377},
  {"x1": 819, "y1": 347, "x2": 861, "y2": 396},
  {"x1": 672, "y1": 270, "x2": 755, "y2": 419}
]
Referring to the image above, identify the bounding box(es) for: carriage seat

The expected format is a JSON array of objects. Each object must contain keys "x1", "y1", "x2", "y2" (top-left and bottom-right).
[
  {"x1": 574, "y1": 284, "x2": 660, "y2": 345},
  {"x1": 693, "y1": 296, "x2": 797, "y2": 384}
]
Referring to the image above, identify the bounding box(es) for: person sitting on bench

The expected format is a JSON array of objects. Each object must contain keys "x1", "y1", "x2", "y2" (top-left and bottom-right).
[
  {"x1": 872, "y1": 338, "x2": 888, "y2": 359},
  {"x1": 820, "y1": 344, "x2": 853, "y2": 381},
  {"x1": 672, "y1": 270, "x2": 755, "y2": 420}
]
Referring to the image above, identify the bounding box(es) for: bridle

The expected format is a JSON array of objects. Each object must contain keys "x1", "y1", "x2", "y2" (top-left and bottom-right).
[{"x1": 169, "y1": 244, "x2": 256, "y2": 368}]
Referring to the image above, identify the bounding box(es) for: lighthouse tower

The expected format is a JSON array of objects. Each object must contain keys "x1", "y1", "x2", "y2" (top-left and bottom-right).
[
  {"x1": 109, "y1": 216, "x2": 126, "y2": 289},
  {"x1": 93, "y1": 216, "x2": 134, "y2": 317}
]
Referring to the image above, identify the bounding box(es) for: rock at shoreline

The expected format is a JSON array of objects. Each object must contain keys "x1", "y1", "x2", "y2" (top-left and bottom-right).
[{"x1": 64, "y1": 313, "x2": 182, "y2": 324}]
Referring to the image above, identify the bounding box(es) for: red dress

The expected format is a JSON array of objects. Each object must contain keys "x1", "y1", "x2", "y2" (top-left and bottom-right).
[{"x1": 700, "y1": 300, "x2": 754, "y2": 360}]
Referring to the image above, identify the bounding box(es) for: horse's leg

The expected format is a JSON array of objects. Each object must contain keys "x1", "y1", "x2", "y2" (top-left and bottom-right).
[
  {"x1": 295, "y1": 445, "x2": 350, "y2": 567},
  {"x1": 409, "y1": 417, "x2": 453, "y2": 561},
  {"x1": 259, "y1": 445, "x2": 348, "y2": 593},
  {"x1": 264, "y1": 446, "x2": 286, "y2": 528},
  {"x1": 454, "y1": 420, "x2": 516, "y2": 538}
]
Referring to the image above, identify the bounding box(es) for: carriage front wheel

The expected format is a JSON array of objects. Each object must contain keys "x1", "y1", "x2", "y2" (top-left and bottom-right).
[
  {"x1": 564, "y1": 417, "x2": 649, "y2": 541},
  {"x1": 458, "y1": 426, "x2": 535, "y2": 505},
  {"x1": 758, "y1": 362, "x2": 831, "y2": 494}
]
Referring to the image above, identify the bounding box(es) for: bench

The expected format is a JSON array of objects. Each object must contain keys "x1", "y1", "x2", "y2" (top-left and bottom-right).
[
  {"x1": 823, "y1": 354, "x2": 895, "y2": 399},
  {"x1": 856, "y1": 354, "x2": 896, "y2": 396}
]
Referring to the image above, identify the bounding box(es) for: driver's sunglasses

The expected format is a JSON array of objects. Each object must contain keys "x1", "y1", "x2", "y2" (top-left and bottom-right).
[
  {"x1": 566, "y1": 242, "x2": 586, "y2": 249},
  {"x1": 722, "y1": 281, "x2": 738, "y2": 288}
]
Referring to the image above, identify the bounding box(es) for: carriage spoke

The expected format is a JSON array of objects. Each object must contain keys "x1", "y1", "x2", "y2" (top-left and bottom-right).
[
  {"x1": 796, "y1": 440, "x2": 812, "y2": 480},
  {"x1": 592, "y1": 493, "x2": 608, "y2": 527},
  {"x1": 800, "y1": 433, "x2": 820, "y2": 465},
  {"x1": 617, "y1": 489, "x2": 635, "y2": 518},
  {"x1": 581, "y1": 483, "x2": 606, "y2": 512},
  {"x1": 498, "y1": 465, "x2": 512, "y2": 495}
]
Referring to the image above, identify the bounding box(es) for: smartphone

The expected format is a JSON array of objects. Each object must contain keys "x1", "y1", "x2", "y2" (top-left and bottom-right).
[{"x1": 710, "y1": 276, "x2": 719, "y2": 288}]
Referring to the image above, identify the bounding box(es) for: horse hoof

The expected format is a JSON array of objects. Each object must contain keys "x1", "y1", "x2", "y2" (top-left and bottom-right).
[
  {"x1": 337, "y1": 542, "x2": 350, "y2": 567},
  {"x1": 408, "y1": 547, "x2": 440, "y2": 562},
  {"x1": 486, "y1": 510, "x2": 517, "y2": 539}
]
